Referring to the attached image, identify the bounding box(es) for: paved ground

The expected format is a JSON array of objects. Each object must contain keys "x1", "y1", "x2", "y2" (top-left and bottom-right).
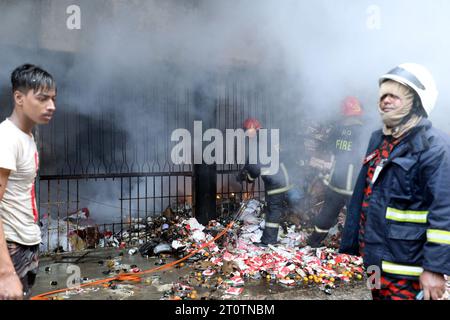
[{"x1": 32, "y1": 248, "x2": 372, "y2": 300}]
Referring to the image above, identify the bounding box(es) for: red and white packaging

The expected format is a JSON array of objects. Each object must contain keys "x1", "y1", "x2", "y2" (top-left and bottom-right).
[
  {"x1": 229, "y1": 276, "x2": 245, "y2": 286},
  {"x1": 249, "y1": 257, "x2": 263, "y2": 267},
  {"x1": 202, "y1": 269, "x2": 216, "y2": 277},
  {"x1": 225, "y1": 287, "x2": 244, "y2": 296},
  {"x1": 223, "y1": 251, "x2": 235, "y2": 262},
  {"x1": 279, "y1": 279, "x2": 296, "y2": 286},
  {"x1": 210, "y1": 257, "x2": 223, "y2": 265}
]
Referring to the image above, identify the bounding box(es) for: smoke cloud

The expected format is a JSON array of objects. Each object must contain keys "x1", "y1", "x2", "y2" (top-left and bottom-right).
[{"x1": 1, "y1": 0, "x2": 450, "y2": 224}]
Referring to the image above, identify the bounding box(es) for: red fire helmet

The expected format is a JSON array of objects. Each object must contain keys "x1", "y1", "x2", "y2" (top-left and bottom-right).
[
  {"x1": 243, "y1": 118, "x2": 262, "y2": 130},
  {"x1": 342, "y1": 96, "x2": 363, "y2": 116}
]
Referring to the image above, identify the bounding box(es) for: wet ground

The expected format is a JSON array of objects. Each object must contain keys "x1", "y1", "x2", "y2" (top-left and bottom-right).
[{"x1": 32, "y1": 248, "x2": 372, "y2": 300}]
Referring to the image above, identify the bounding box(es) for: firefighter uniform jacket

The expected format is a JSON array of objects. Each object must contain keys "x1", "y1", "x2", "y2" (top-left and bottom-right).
[
  {"x1": 241, "y1": 134, "x2": 293, "y2": 195},
  {"x1": 325, "y1": 117, "x2": 366, "y2": 196},
  {"x1": 340, "y1": 119, "x2": 450, "y2": 279},
  {"x1": 244, "y1": 160, "x2": 292, "y2": 195}
]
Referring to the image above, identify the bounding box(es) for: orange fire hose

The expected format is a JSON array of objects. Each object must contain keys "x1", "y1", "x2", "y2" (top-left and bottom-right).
[{"x1": 31, "y1": 221, "x2": 235, "y2": 300}]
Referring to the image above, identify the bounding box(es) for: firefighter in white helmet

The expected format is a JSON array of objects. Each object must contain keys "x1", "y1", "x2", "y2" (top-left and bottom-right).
[{"x1": 340, "y1": 63, "x2": 450, "y2": 300}]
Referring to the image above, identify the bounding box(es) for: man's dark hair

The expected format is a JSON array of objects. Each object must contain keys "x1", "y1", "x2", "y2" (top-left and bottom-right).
[{"x1": 11, "y1": 63, "x2": 56, "y2": 94}]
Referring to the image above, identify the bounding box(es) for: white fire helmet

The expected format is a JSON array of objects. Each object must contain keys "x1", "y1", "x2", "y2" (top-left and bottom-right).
[{"x1": 379, "y1": 63, "x2": 438, "y2": 117}]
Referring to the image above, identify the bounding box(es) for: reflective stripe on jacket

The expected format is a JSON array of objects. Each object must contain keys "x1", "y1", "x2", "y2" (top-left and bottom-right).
[
  {"x1": 340, "y1": 119, "x2": 450, "y2": 278},
  {"x1": 245, "y1": 161, "x2": 293, "y2": 195}
]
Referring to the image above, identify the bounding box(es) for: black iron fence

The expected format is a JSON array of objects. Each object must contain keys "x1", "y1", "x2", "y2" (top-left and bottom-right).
[{"x1": 37, "y1": 80, "x2": 274, "y2": 253}]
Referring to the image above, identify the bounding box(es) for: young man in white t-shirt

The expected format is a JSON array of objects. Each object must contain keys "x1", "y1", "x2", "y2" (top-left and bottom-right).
[{"x1": 0, "y1": 64, "x2": 56, "y2": 300}]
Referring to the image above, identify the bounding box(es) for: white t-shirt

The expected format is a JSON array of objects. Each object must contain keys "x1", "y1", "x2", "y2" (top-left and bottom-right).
[{"x1": 0, "y1": 118, "x2": 41, "y2": 245}]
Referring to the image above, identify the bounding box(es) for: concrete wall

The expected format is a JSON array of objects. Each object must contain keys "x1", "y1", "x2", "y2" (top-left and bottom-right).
[{"x1": 0, "y1": 0, "x2": 267, "y2": 66}]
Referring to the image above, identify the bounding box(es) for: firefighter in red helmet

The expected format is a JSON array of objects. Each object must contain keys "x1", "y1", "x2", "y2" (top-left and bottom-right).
[
  {"x1": 238, "y1": 118, "x2": 303, "y2": 246},
  {"x1": 307, "y1": 96, "x2": 367, "y2": 247},
  {"x1": 243, "y1": 118, "x2": 262, "y2": 130},
  {"x1": 341, "y1": 96, "x2": 363, "y2": 117}
]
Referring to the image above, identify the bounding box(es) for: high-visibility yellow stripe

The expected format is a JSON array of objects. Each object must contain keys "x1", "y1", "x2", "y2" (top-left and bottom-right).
[
  {"x1": 346, "y1": 164, "x2": 354, "y2": 191},
  {"x1": 314, "y1": 226, "x2": 329, "y2": 233},
  {"x1": 427, "y1": 229, "x2": 450, "y2": 245},
  {"x1": 265, "y1": 163, "x2": 292, "y2": 195},
  {"x1": 267, "y1": 185, "x2": 293, "y2": 195},
  {"x1": 385, "y1": 207, "x2": 428, "y2": 223},
  {"x1": 322, "y1": 179, "x2": 353, "y2": 196},
  {"x1": 382, "y1": 261, "x2": 423, "y2": 277},
  {"x1": 265, "y1": 222, "x2": 280, "y2": 228}
]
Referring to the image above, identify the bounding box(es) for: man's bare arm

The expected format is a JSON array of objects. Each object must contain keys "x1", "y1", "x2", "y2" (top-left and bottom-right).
[{"x1": 0, "y1": 168, "x2": 23, "y2": 300}]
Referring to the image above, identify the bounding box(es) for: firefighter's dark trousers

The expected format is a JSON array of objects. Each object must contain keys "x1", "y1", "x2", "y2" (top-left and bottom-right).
[
  {"x1": 314, "y1": 187, "x2": 350, "y2": 231},
  {"x1": 261, "y1": 192, "x2": 285, "y2": 244}
]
